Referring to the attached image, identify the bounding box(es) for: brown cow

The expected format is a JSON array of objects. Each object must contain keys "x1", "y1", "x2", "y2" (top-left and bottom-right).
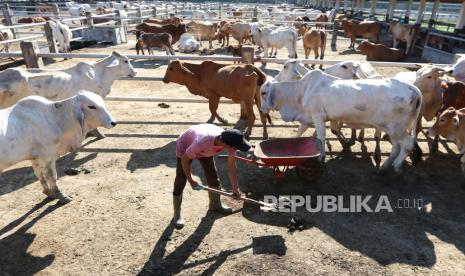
[
  {"x1": 17, "y1": 17, "x2": 48, "y2": 24},
  {"x1": 144, "y1": 16, "x2": 182, "y2": 26},
  {"x1": 227, "y1": 45, "x2": 243, "y2": 63},
  {"x1": 135, "y1": 22, "x2": 187, "y2": 44},
  {"x1": 135, "y1": 31, "x2": 175, "y2": 55},
  {"x1": 294, "y1": 16, "x2": 310, "y2": 29},
  {"x1": 315, "y1": 14, "x2": 328, "y2": 29},
  {"x1": 302, "y1": 27, "x2": 326, "y2": 68},
  {"x1": 357, "y1": 40, "x2": 406, "y2": 62},
  {"x1": 427, "y1": 107, "x2": 465, "y2": 177},
  {"x1": 342, "y1": 19, "x2": 381, "y2": 49},
  {"x1": 162, "y1": 60, "x2": 269, "y2": 139},
  {"x1": 440, "y1": 81, "x2": 465, "y2": 113}
]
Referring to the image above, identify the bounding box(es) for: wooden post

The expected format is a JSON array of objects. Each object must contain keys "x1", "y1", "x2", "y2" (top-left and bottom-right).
[
  {"x1": 44, "y1": 21, "x2": 58, "y2": 54},
  {"x1": 137, "y1": 6, "x2": 143, "y2": 23},
  {"x1": 360, "y1": 0, "x2": 365, "y2": 15},
  {"x1": 455, "y1": 1, "x2": 465, "y2": 32},
  {"x1": 331, "y1": 20, "x2": 338, "y2": 47},
  {"x1": 416, "y1": 0, "x2": 426, "y2": 24},
  {"x1": 174, "y1": 5, "x2": 177, "y2": 15},
  {"x1": 350, "y1": 0, "x2": 356, "y2": 14},
  {"x1": 252, "y1": 6, "x2": 258, "y2": 22},
  {"x1": 388, "y1": 0, "x2": 396, "y2": 21},
  {"x1": 370, "y1": 0, "x2": 376, "y2": 18},
  {"x1": 20, "y1": 41, "x2": 43, "y2": 68},
  {"x1": 2, "y1": 4, "x2": 16, "y2": 38},
  {"x1": 404, "y1": 0, "x2": 413, "y2": 23},
  {"x1": 86, "y1": 11, "x2": 94, "y2": 27},
  {"x1": 428, "y1": 0, "x2": 440, "y2": 29},
  {"x1": 385, "y1": 0, "x2": 393, "y2": 21},
  {"x1": 240, "y1": 45, "x2": 255, "y2": 119},
  {"x1": 219, "y1": 5, "x2": 222, "y2": 20},
  {"x1": 343, "y1": 0, "x2": 348, "y2": 12},
  {"x1": 335, "y1": 0, "x2": 340, "y2": 10},
  {"x1": 152, "y1": 6, "x2": 157, "y2": 17},
  {"x1": 51, "y1": 3, "x2": 60, "y2": 19}
]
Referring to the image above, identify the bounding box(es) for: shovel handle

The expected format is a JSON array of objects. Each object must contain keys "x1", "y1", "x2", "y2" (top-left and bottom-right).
[{"x1": 202, "y1": 186, "x2": 274, "y2": 208}]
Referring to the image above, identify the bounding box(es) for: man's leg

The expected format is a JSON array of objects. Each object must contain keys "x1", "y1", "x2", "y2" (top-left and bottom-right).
[
  {"x1": 199, "y1": 157, "x2": 233, "y2": 214},
  {"x1": 173, "y1": 158, "x2": 188, "y2": 229}
]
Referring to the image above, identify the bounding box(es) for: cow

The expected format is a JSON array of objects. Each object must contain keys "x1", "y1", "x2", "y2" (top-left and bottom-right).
[
  {"x1": 135, "y1": 32, "x2": 175, "y2": 55},
  {"x1": 357, "y1": 40, "x2": 406, "y2": 62},
  {"x1": 0, "y1": 26, "x2": 13, "y2": 54},
  {"x1": 275, "y1": 60, "x2": 384, "y2": 163},
  {"x1": 389, "y1": 21, "x2": 420, "y2": 54},
  {"x1": 221, "y1": 22, "x2": 252, "y2": 45},
  {"x1": 49, "y1": 20, "x2": 73, "y2": 54},
  {"x1": 440, "y1": 81, "x2": 465, "y2": 113},
  {"x1": 0, "y1": 51, "x2": 135, "y2": 109},
  {"x1": 302, "y1": 27, "x2": 326, "y2": 68},
  {"x1": 189, "y1": 21, "x2": 218, "y2": 49},
  {"x1": 227, "y1": 45, "x2": 244, "y2": 63},
  {"x1": 427, "y1": 107, "x2": 465, "y2": 178},
  {"x1": 178, "y1": 33, "x2": 200, "y2": 53},
  {"x1": 394, "y1": 65, "x2": 453, "y2": 155},
  {"x1": 315, "y1": 13, "x2": 328, "y2": 29},
  {"x1": 341, "y1": 19, "x2": 381, "y2": 49},
  {"x1": 144, "y1": 16, "x2": 182, "y2": 26},
  {"x1": 135, "y1": 23, "x2": 187, "y2": 44},
  {"x1": 260, "y1": 69, "x2": 423, "y2": 173},
  {"x1": 162, "y1": 60, "x2": 269, "y2": 139},
  {"x1": 17, "y1": 17, "x2": 48, "y2": 24},
  {"x1": 251, "y1": 27, "x2": 298, "y2": 59},
  {"x1": 0, "y1": 91, "x2": 116, "y2": 203},
  {"x1": 452, "y1": 55, "x2": 465, "y2": 82}
]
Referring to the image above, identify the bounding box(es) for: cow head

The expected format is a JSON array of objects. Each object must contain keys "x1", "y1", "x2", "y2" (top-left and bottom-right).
[
  {"x1": 75, "y1": 91, "x2": 116, "y2": 134},
  {"x1": 356, "y1": 40, "x2": 372, "y2": 54},
  {"x1": 428, "y1": 107, "x2": 465, "y2": 142},
  {"x1": 415, "y1": 66, "x2": 452, "y2": 121},
  {"x1": 104, "y1": 51, "x2": 136, "y2": 78},
  {"x1": 276, "y1": 60, "x2": 307, "y2": 82},
  {"x1": 163, "y1": 60, "x2": 194, "y2": 84},
  {"x1": 259, "y1": 80, "x2": 277, "y2": 114}
]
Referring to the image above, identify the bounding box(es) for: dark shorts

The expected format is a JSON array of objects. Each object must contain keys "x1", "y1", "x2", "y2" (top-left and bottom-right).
[{"x1": 173, "y1": 157, "x2": 220, "y2": 196}]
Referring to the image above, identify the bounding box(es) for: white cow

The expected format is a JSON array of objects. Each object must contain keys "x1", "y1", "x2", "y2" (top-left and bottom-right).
[
  {"x1": 50, "y1": 20, "x2": 73, "y2": 53},
  {"x1": 0, "y1": 51, "x2": 136, "y2": 109},
  {"x1": 452, "y1": 55, "x2": 465, "y2": 82},
  {"x1": 178, "y1": 33, "x2": 200, "y2": 53},
  {"x1": 326, "y1": 9, "x2": 337, "y2": 22},
  {"x1": 0, "y1": 26, "x2": 13, "y2": 54},
  {"x1": 275, "y1": 60, "x2": 384, "y2": 162},
  {"x1": 0, "y1": 91, "x2": 116, "y2": 203},
  {"x1": 260, "y1": 69, "x2": 422, "y2": 173},
  {"x1": 251, "y1": 27, "x2": 298, "y2": 59}
]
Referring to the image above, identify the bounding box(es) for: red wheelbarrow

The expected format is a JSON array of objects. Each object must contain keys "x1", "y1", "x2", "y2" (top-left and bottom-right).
[{"x1": 235, "y1": 137, "x2": 324, "y2": 182}]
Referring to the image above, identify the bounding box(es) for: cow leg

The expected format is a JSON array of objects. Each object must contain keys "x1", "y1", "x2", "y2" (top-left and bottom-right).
[
  {"x1": 44, "y1": 159, "x2": 72, "y2": 203},
  {"x1": 392, "y1": 135, "x2": 415, "y2": 174},
  {"x1": 374, "y1": 129, "x2": 382, "y2": 167},
  {"x1": 393, "y1": 37, "x2": 398, "y2": 48},
  {"x1": 170, "y1": 46, "x2": 175, "y2": 56},
  {"x1": 243, "y1": 100, "x2": 255, "y2": 139},
  {"x1": 296, "y1": 124, "x2": 309, "y2": 137},
  {"x1": 347, "y1": 128, "x2": 356, "y2": 146},
  {"x1": 254, "y1": 88, "x2": 268, "y2": 140},
  {"x1": 357, "y1": 128, "x2": 365, "y2": 143},
  {"x1": 304, "y1": 47, "x2": 310, "y2": 59},
  {"x1": 209, "y1": 38, "x2": 213, "y2": 49},
  {"x1": 379, "y1": 141, "x2": 400, "y2": 173},
  {"x1": 31, "y1": 159, "x2": 52, "y2": 198},
  {"x1": 86, "y1": 128, "x2": 106, "y2": 139},
  {"x1": 207, "y1": 98, "x2": 220, "y2": 123},
  {"x1": 314, "y1": 116, "x2": 326, "y2": 162},
  {"x1": 429, "y1": 135, "x2": 439, "y2": 154}
]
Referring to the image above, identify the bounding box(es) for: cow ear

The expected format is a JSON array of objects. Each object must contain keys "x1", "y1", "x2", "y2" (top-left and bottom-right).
[{"x1": 107, "y1": 59, "x2": 120, "y2": 68}]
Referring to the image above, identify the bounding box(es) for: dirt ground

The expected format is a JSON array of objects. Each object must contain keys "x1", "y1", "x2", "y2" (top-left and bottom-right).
[{"x1": 1, "y1": 30, "x2": 465, "y2": 276}]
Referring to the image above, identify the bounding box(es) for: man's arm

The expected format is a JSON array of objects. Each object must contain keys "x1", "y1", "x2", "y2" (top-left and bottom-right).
[
  {"x1": 227, "y1": 154, "x2": 241, "y2": 197},
  {"x1": 181, "y1": 153, "x2": 198, "y2": 186}
]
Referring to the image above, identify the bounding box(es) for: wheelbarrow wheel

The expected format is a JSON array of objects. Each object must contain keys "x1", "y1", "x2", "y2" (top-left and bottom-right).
[{"x1": 295, "y1": 158, "x2": 323, "y2": 182}]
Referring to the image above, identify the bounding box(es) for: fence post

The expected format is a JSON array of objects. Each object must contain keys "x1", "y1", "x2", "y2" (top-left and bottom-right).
[
  {"x1": 21, "y1": 41, "x2": 43, "y2": 68},
  {"x1": 51, "y1": 3, "x2": 60, "y2": 19},
  {"x1": 137, "y1": 6, "x2": 143, "y2": 23},
  {"x1": 44, "y1": 21, "x2": 58, "y2": 54},
  {"x1": 85, "y1": 11, "x2": 94, "y2": 27},
  {"x1": 152, "y1": 6, "x2": 157, "y2": 17},
  {"x1": 2, "y1": 4, "x2": 16, "y2": 38},
  {"x1": 252, "y1": 6, "x2": 258, "y2": 22},
  {"x1": 219, "y1": 4, "x2": 222, "y2": 20},
  {"x1": 240, "y1": 45, "x2": 255, "y2": 119},
  {"x1": 331, "y1": 21, "x2": 338, "y2": 48}
]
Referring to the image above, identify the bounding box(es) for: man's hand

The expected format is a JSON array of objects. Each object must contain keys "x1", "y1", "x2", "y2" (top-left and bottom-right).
[
  {"x1": 232, "y1": 188, "x2": 242, "y2": 198},
  {"x1": 189, "y1": 180, "x2": 205, "y2": 191}
]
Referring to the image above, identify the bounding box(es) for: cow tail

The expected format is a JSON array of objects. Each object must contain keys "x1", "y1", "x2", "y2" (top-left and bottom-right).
[{"x1": 411, "y1": 88, "x2": 423, "y2": 144}]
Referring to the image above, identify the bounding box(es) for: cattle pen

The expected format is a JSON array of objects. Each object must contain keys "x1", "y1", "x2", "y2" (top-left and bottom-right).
[{"x1": 2, "y1": 1, "x2": 465, "y2": 276}]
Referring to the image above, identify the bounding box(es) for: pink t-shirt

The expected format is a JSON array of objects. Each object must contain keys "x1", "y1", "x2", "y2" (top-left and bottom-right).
[{"x1": 176, "y1": 124, "x2": 235, "y2": 159}]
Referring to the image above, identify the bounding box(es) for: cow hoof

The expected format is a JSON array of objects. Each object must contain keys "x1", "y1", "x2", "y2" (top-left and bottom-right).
[
  {"x1": 42, "y1": 189, "x2": 55, "y2": 198},
  {"x1": 206, "y1": 118, "x2": 215, "y2": 124},
  {"x1": 57, "y1": 193, "x2": 72, "y2": 204}
]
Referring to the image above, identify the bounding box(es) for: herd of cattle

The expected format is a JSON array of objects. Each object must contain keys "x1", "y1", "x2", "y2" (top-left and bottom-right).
[
  {"x1": 1, "y1": 48, "x2": 465, "y2": 203},
  {"x1": 0, "y1": 4, "x2": 464, "y2": 204}
]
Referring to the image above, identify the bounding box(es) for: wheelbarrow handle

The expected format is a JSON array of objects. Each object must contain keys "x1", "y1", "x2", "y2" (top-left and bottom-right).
[{"x1": 202, "y1": 186, "x2": 275, "y2": 209}]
